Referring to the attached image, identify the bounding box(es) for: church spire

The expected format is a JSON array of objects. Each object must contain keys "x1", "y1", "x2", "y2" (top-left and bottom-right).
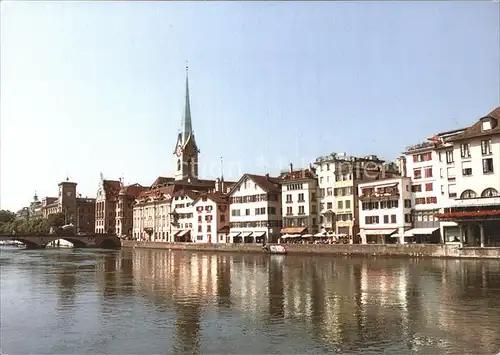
[{"x1": 181, "y1": 62, "x2": 193, "y2": 142}]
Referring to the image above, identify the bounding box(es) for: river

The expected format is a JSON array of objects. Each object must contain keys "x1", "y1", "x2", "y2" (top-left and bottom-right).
[{"x1": 1, "y1": 247, "x2": 500, "y2": 354}]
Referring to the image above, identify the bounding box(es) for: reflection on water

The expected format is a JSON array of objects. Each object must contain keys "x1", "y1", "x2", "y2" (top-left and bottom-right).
[{"x1": 1, "y1": 247, "x2": 500, "y2": 354}]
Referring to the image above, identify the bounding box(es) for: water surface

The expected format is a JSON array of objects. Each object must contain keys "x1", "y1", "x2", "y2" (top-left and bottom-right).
[{"x1": 1, "y1": 247, "x2": 500, "y2": 354}]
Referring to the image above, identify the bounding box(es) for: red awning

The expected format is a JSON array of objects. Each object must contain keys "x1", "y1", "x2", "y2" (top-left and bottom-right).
[{"x1": 436, "y1": 210, "x2": 500, "y2": 219}]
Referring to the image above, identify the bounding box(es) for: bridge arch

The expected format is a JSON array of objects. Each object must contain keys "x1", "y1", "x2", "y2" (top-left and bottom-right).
[
  {"x1": 45, "y1": 238, "x2": 87, "y2": 248},
  {"x1": 97, "y1": 238, "x2": 121, "y2": 249}
]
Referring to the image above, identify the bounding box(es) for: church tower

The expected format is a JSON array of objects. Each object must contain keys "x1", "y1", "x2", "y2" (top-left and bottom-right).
[{"x1": 174, "y1": 64, "x2": 199, "y2": 181}]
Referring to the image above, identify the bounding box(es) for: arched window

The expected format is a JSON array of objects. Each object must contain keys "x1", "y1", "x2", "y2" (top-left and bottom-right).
[
  {"x1": 177, "y1": 159, "x2": 181, "y2": 171},
  {"x1": 481, "y1": 188, "x2": 499, "y2": 197},
  {"x1": 460, "y1": 189, "x2": 477, "y2": 199}
]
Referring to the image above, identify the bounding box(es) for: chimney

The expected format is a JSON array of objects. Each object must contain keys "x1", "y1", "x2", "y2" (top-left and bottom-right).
[
  {"x1": 265, "y1": 173, "x2": 269, "y2": 180},
  {"x1": 289, "y1": 162, "x2": 293, "y2": 173},
  {"x1": 215, "y1": 178, "x2": 220, "y2": 192}
]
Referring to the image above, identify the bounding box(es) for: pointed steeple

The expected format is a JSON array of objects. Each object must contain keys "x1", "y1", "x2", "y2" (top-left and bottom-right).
[{"x1": 181, "y1": 62, "x2": 193, "y2": 142}]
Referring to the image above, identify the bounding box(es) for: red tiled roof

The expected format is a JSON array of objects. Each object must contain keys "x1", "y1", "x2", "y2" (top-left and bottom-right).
[
  {"x1": 192, "y1": 191, "x2": 229, "y2": 205},
  {"x1": 103, "y1": 180, "x2": 121, "y2": 200},
  {"x1": 121, "y1": 183, "x2": 148, "y2": 198},
  {"x1": 279, "y1": 168, "x2": 316, "y2": 182},
  {"x1": 172, "y1": 188, "x2": 200, "y2": 201},
  {"x1": 151, "y1": 176, "x2": 175, "y2": 188},
  {"x1": 138, "y1": 185, "x2": 176, "y2": 199},
  {"x1": 447, "y1": 107, "x2": 500, "y2": 142}
]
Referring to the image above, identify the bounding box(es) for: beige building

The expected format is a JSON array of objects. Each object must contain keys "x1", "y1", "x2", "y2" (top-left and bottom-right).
[
  {"x1": 315, "y1": 153, "x2": 399, "y2": 243},
  {"x1": 95, "y1": 175, "x2": 121, "y2": 234},
  {"x1": 278, "y1": 164, "x2": 318, "y2": 237},
  {"x1": 116, "y1": 183, "x2": 147, "y2": 237},
  {"x1": 228, "y1": 174, "x2": 282, "y2": 244}
]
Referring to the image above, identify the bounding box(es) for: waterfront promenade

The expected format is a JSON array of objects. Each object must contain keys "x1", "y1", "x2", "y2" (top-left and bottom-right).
[{"x1": 122, "y1": 240, "x2": 500, "y2": 259}]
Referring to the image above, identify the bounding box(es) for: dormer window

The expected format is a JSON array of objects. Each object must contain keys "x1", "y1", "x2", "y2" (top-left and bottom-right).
[{"x1": 482, "y1": 119, "x2": 492, "y2": 131}]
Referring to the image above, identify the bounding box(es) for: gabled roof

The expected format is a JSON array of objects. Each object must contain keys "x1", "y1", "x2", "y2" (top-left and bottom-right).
[
  {"x1": 172, "y1": 188, "x2": 201, "y2": 201},
  {"x1": 228, "y1": 173, "x2": 281, "y2": 196},
  {"x1": 151, "y1": 176, "x2": 175, "y2": 189},
  {"x1": 192, "y1": 191, "x2": 230, "y2": 205},
  {"x1": 448, "y1": 107, "x2": 500, "y2": 142},
  {"x1": 120, "y1": 183, "x2": 148, "y2": 198}
]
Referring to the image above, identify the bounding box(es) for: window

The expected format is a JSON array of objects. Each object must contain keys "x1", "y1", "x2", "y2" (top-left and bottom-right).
[
  {"x1": 460, "y1": 190, "x2": 477, "y2": 199},
  {"x1": 438, "y1": 152, "x2": 443, "y2": 162},
  {"x1": 413, "y1": 169, "x2": 422, "y2": 179},
  {"x1": 391, "y1": 215, "x2": 396, "y2": 223},
  {"x1": 411, "y1": 184, "x2": 422, "y2": 192},
  {"x1": 425, "y1": 183, "x2": 433, "y2": 191},
  {"x1": 326, "y1": 164, "x2": 330, "y2": 171},
  {"x1": 481, "y1": 188, "x2": 499, "y2": 197},
  {"x1": 483, "y1": 158, "x2": 494, "y2": 174},
  {"x1": 320, "y1": 177, "x2": 324, "y2": 184},
  {"x1": 460, "y1": 143, "x2": 471, "y2": 158},
  {"x1": 404, "y1": 199, "x2": 412, "y2": 208},
  {"x1": 286, "y1": 194, "x2": 292, "y2": 202},
  {"x1": 365, "y1": 216, "x2": 379, "y2": 224},
  {"x1": 286, "y1": 206, "x2": 292, "y2": 215},
  {"x1": 446, "y1": 150, "x2": 454, "y2": 164},
  {"x1": 198, "y1": 215, "x2": 202, "y2": 222},
  {"x1": 298, "y1": 193, "x2": 305, "y2": 202},
  {"x1": 383, "y1": 215, "x2": 389, "y2": 223},
  {"x1": 462, "y1": 161, "x2": 472, "y2": 176},
  {"x1": 245, "y1": 209, "x2": 250, "y2": 216},
  {"x1": 345, "y1": 200, "x2": 351, "y2": 209},
  {"x1": 298, "y1": 206, "x2": 305, "y2": 215},
  {"x1": 448, "y1": 184, "x2": 457, "y2": 198},
  {"x1": 481, "y1": 140, "x2": 492, "y2": 155},
  {"x1": 337, "y1": 201, "x2": 343, "y2": 209},
  {"x1": 424, "y1": 167, "x2": 433, "y2": 178},
  {"x1": 327, "y1": 188, "x2": 333, "y2": 196},
  {"x1": 268, "y1": 207, "x2": 276, "y2": 215}
]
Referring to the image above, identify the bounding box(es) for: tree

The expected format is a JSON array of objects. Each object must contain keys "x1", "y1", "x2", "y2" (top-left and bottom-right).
[
  {"x1": 0, "y1": 210, "x2": 15, "y2": 224},
  {"x1": 47, "y1": 212, "x2": 65, "y2": 227}
]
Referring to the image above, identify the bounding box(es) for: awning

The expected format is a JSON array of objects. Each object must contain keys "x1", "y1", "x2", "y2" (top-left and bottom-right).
[
  {"x1": 322, "y1": 209, "x2": 335, "y2": 215},
  {"x1": 282, "y1": 234, "x2": 301, "y2": 239},
  {"x1": 314, "y1": 232, "x2": 326, "y2": 237},
  {"x1": 178, "y1": 229, "x2": 190, "y2": 237},
  {"x1": 404, "y1": 228, "x2": 439, "y2": 236},
  {"x1": 302, "y1": 234, "x2": 313, "y2": 238},
  {"x1": 229, "y1": 232, "x2": 241, "y2": 238},
  {"x1": 376, "y1": 183, "x2": 398, "y2": 189},
  {"x1": 252, "y1": 231, "x2": 266, "y2": 237},
  {"x1": 363, "y1": 229, "x2": 397, "y2": 236},
  {"x1": 280, "y1": 227, "x2": 306, "y2": 234},
  {"x1": 241, "y1": 232, "x2": 253, "y2": 238}
]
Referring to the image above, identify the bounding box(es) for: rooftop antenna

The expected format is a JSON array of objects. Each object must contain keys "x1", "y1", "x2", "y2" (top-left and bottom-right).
[{"x1": 220, "y1": 156, "x2": 224, "y2": 181}]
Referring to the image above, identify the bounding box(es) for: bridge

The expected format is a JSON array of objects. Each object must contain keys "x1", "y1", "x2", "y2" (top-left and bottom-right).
[{"x1": 0, "y1": 233, "x2": 121, "y2": 249}]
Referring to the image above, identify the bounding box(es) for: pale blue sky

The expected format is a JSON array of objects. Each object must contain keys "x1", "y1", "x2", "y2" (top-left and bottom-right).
[{"x1": 1, "y1": 1, "x2": 499, "y2": 212}]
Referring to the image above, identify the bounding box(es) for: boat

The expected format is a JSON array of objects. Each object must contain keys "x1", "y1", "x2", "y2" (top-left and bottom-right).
[{"x1": 263, "y1": 244, "x2": 287, "y2": 255}]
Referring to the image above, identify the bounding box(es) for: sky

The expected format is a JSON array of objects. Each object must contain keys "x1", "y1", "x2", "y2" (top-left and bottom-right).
[{"x1": 1, "y1": 1, "x2": 499, "y2": 212}]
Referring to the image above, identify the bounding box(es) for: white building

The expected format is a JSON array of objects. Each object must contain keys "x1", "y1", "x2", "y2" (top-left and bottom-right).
[
  {"x1": 171, "y1": 189, "x2": 198, "y2": 242},
  {"x1": 403, "y1": 128, "x2": 465, "y2": 242},
  {"x1": 192, "y1": 192, "x2": 230, "y2": 243},
  {"x1": 436, "y1": 107, "x2": 500, "y2": 247},
  {"x1": 228, "y1": 174, "x2": 282, "y2": 244},
  {"x1": 358, "y1": 177, "x2": 413, "y2": 244},
  {"x1": 278, "y1": 164, "x2": 318, "y2": 238}
]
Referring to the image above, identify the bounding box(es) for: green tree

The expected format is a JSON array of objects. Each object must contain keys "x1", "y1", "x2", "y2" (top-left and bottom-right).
[
  {"x1": 0, "y1": 210, "x2": 15, "y2": 224},
  {"x1": 47, "y1": 212, "x2": 65, "y2": 227}
]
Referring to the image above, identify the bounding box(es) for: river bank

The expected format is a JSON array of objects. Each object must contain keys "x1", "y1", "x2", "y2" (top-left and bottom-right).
[{"x1": 121, "y1": 240, "x2": 500, "y2": 259}]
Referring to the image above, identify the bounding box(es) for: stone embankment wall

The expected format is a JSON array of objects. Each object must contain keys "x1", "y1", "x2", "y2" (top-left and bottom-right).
[{"x1": 118, "y1": 240, "x2": 500, "y2": 258}]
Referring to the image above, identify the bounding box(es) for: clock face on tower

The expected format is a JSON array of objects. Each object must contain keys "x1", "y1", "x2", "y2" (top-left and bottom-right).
[{"x1": 176, "y1": 146, "x2": 182, "y2": 157}]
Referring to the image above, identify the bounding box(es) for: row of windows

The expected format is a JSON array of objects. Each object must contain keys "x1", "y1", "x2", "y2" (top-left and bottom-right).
[
  {"x1": 229, "y1": 220, "x2": 282, "y2": 228},
  {"x1": 361, "y1": 200, "x2": 408, "y2": 210},
  {"x1": 285, "y1": 206, "x2": 306, "y2": 215},
  {"x1": 231, "y1": 207, "x2": 278, "y2": 216},
  {"x1": 365, "y1": 214, "x2": 412, "y2": 224}
]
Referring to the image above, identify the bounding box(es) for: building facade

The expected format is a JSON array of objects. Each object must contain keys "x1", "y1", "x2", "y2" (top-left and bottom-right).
[
  {"x1": 315, "y1": 153, "x2": 400, "y2": 243},
  {"x1": 192, "y1": 192, "x2": 230, "y2": 243},
  {"x1": 436, "y1": 107, "x2": 500, "y2": 247},
  {"x1": 95, "y1": 175, "x2": 121, "y2": 234},
  {"x1": 403, "y1": 128, "x2": 466, "y2": 242},
  {"x1": 116, "y1": 183, "x2": 147, "y2": 238},
  {"x1": 228, "y1": 174, "x2": 282, "y2": 244},
  {"x1": 358, "y1": 177, "x2": 413, "y2": 244},
  {"x1": 279, "y1": 164, "x2": 318, "y2": 237}
]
